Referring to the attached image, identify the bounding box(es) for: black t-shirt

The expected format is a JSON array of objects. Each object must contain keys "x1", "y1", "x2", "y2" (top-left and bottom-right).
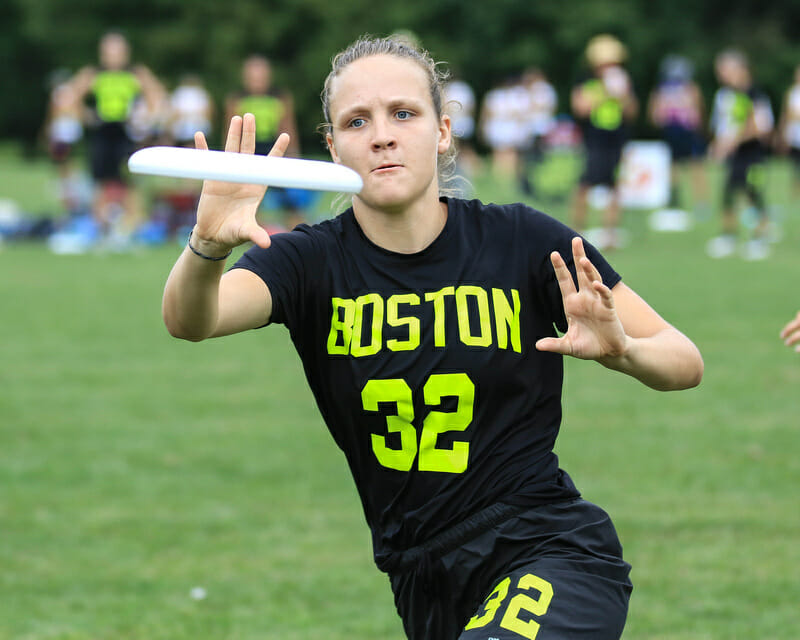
[{"x1": 233, "y1": 197, "x2": 622, "y2": 564}]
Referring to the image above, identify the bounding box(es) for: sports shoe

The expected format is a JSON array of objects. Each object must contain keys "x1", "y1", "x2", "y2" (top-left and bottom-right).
[
  {"x1": 741, "y1": 238, "x2": 770, "y2": 261},
  {"x1": 706, "y1": 234, "x2": 736, "y2": 258}
]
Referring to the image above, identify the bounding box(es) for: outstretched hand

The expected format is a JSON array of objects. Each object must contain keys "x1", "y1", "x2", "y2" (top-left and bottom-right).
[
  {"x1": 535, "y1": 237, "x2": 628, "y2": 361},
  {"x1": 193, "y1": 113, "x2": 290, "y2": 252},
  {"x1": 780, "y1": 311, "x2": 800, "y2": 353}
]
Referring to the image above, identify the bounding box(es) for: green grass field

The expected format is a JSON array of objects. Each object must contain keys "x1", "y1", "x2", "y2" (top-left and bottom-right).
[{"x1": 1, "y1": 146, "x2": 799, "y2": 639}]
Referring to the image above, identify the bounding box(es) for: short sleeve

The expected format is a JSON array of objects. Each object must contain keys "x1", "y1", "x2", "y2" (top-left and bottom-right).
[{"x1": 231, "y1": 226, "x2": 323, "y2": 329}]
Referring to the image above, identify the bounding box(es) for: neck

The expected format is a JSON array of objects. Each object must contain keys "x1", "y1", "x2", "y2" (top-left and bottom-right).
[{"x1": 352, "y1": 186, "x2": 447, "y2": 254}]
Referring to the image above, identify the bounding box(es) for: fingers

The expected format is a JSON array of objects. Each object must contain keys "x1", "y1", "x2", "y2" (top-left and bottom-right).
[
  {"x1": 245, "y1": 220, "x2": 272, "y2": 250},
  {"x1": 572, "y1": 237, "x2": 599, "y2": 290},
  {"x1": 780, "y1": 312, "x2": 800, "y2": 340},
  {"x1": 268, "y1": 133, "x2": 291, "y2": 158},
  {"x1": 550, "y1": 250, "x2": 576, "y2": 298},
  {"x1": 781, "y1": 312, "x2": 800, "y2": 351},
  {"x1": 240, "y1": 113, "x2": 257, "y2": 154},
  {"x1": 224, "y1": 115, "x2": 243, "y2": 152},
  {"x1": 194, "y1": 131, "x2": 208, "y2": 151},
  {"x1": 535, "y1": 336, "x2": 571, "y2": 355}
]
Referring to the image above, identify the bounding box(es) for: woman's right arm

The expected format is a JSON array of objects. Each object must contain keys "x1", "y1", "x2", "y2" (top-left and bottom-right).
[{"x1": 162, "y1": 114, "x2": 289, "y2": 341}]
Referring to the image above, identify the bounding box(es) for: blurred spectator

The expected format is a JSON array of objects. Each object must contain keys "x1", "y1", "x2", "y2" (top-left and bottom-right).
[
  {"x1": 168, "y1": 73, "x2": 214, "y2": 147},
  {"x1": 226, "y1": 55, "x2": 309, "y2": 229},
  {"x1": 480, "y1": 75, "x2": 529, "y2": 180},
  {"x1": 570, "y1": 34, "x2": 638, "y2": 248},
  {"x1": 42, "y1": 71, "x2": 87, "y2": 214},
  {"x1": 518, "y1": 67, "x2": 557, "y2": 197},
  {"x1": 444, "y1": 75, "x2": 480, "y2": 186},
  {"x1": 648, "y1": 54, "x2": 709, "y2": 214},
  {"x1": 70, "y1": 31, "x2": 165, "y2": 246},
  {"x1": 775, "y1": 63, "x2": 800, "y2": 198},
  {"x1": 707, "y1": 49, "x2": 774, "y2": 260}
]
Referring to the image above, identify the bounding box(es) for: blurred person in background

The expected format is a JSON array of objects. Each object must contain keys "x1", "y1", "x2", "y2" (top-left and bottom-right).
[
  {"x1": 444, "y1": 74, "x2": 479, "y2": 188},
  {"x1": 480, "y1": 75, "x2": 529, "y2": 181},
  {"x1": 168, "y1": 73, "x2": 214, "y2": 147},
  {"x1": 780, "y1": 310, "x2": 800, "y2": 353},
  {"x1": 42, "y1": 71, "x2": 87, "y2": 215},
  {"x1": 70, "y1": 31, "x2": 165, "y2": 246},
  {"x1": 149, "y1": 73, "x2": 216, "y2": 242},
  {"x1": 775, "y1": 63, "x2": 800, "y2": 199},
  {"x1": 707, "y1": 48, "x2": 774, "y2": 260},
  {"x1": 517, "y1": 67, "x2": 557, "y2": 198},
  {"x1": 226, "y1": 54, "x2": 308, "y2": 230},
  {"x1": 647, "y1": 54, "x2": 709, "y2": 215},
  {"x1": 570, "y1": 34, "x2": 638, "y2": 249}
]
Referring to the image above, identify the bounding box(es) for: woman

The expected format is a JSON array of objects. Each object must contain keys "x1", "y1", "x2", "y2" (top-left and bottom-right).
[{"x1": 163, "y1": 36, "x2": 703, "y2": 640}]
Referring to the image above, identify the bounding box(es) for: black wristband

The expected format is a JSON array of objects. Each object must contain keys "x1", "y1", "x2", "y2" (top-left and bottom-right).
[{"x1": 187, "y1": 231, "x2": 232, "y2": 261}]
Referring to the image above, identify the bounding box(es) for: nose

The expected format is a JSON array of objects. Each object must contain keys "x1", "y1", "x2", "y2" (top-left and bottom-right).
[{"x1": 371, "y1": 116, "x2": 397, "y2": 150}]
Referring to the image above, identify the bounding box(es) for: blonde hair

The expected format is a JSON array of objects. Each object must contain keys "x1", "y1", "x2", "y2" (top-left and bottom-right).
[{"x1": 320, "y1": 35, "x2": 460, "y2": 198}]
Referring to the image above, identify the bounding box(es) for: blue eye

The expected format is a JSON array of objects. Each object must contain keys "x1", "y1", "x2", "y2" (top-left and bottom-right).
[
  {"x1": 396, "y1": 110, "x2": 412, "y2": 120},
  {"x1": 349, "y1": 118, "x2": 365, "y2": 128}
]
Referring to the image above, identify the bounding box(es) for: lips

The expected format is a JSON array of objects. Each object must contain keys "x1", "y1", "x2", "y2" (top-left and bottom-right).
[{"x1": 372, "y1": 163, "x2": 402, "y2": 172}]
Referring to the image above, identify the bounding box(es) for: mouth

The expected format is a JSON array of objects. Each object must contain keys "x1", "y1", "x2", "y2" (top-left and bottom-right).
[{"x1": 371, "y1": 163, "x2": 402, "y2": 173}]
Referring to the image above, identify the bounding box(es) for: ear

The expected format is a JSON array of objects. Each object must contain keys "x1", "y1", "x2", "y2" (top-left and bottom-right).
[
  {"x1": 326, "y1": 132, "x2": 340, "y2": 164},
  {"x1": 437, "y1": 113, "x2": 452, "y2": 155}
]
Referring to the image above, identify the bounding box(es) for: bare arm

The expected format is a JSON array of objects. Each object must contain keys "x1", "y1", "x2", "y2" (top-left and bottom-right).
[
  {"x1": 535, "y1": 237, "x2": 704, "y2": 391},
  {"x1": 598, "y1": 283, "x2": 703, "y2": 390},
  {"x1": 162, "y1": 114, "x2": 290, "y2": 341},
  {"x1": 134, "y1": 65, "x2": 167, "y2": 114},
  {"x1": 279, "y1": 92, "x2": 301, "y2": 157}
]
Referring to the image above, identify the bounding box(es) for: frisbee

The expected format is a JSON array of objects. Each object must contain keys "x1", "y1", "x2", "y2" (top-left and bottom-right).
[{"x1": 128, "y1": 146, "x2": 363, "y2": 193}]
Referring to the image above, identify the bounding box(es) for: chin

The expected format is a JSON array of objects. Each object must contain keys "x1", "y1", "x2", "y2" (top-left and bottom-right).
[{"x1": 357, "y1": 188, "x2": 415, "y2": 212}]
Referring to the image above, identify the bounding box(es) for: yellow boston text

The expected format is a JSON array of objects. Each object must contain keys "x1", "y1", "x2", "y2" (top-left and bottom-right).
[{"x1": 327, "y1": 286, "x2": 522, "y2": 356}]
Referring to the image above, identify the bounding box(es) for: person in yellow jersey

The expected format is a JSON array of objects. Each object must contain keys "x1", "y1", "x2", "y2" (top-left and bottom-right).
[
  {"x1": 570, "y1": 34, "x2": 638, "y2": 249},
  {"x1": 225, "y1": 55, "x2": 307, "y2": 229},
  {"x1": 71, "y1": 31, "x2": 165, "y2": 244}
]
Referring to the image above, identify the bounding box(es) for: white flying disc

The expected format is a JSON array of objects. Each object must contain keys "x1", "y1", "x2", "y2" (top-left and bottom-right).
[{"x1": 128, "y1": 146, "x2": 362, "y2": 193}]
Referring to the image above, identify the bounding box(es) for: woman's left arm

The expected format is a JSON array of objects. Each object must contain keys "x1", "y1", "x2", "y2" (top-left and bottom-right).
[
  {"x1": 601, "y1": 282, "x2": 704, "y2": 390},
  {"x1": 535, "y1": 237, "x2": 703, "y2": 391}
]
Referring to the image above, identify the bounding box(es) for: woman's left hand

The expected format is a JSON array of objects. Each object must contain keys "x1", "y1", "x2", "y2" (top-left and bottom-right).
[{"x1": 535, "y1": 237, "x2": 628, "y2": 361}]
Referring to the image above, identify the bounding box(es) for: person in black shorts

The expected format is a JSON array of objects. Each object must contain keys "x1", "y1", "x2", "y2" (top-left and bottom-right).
[
  {"x1": 570, "y1": 34, "x2": 638, "y2": 249},
  {"x1": 162, "y1": 36, "x2": 704, "y2": 640},
  {"x1": 707, "y1": 49, "x2": 774, "y2": 260},
  {"x1": 647, "y1": 55, "x2": 709, "y2": 213},
  {"x1": 71, "y1": 31, "x2": 164, "y2": 240}
]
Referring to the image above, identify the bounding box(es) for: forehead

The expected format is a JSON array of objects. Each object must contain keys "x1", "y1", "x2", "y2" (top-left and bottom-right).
[
  {"x1": 328, "y1": 54, "x2": 431, "y2": 116},
  {"x1": 101, "y1": 35, "x2": 128, "y2": 52}
]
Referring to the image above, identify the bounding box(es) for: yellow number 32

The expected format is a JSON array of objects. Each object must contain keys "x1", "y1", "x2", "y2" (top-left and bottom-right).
[
  {"x1": 465, "y1": 573, "x2": 554, "y2": 639},
  {"x1": 361, "y1": 373, "x2": 474, "y2": 474}
]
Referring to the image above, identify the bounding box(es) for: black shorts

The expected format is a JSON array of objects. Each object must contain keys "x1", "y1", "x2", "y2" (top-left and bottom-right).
[
  {"x1": 662, "y1": 124, "x2": 706, "y2": 161},
  {"x1": 387, "y1": 499, "x2": 633, "y2": 640},
  {"x1": 89, "y1": 123, "x2": 133, "y2": 182},
  {"x1": 580, "y1": 145, "x2": 624, "y2": 187},
  {"x1": 723, "y1": 147, "x2": 766, "y2": 209}
]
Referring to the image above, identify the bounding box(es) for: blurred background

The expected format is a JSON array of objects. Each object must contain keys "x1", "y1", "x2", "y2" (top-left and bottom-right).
[{"x1": 1, "y1": 1, "x2": 799, "y2": 639}]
